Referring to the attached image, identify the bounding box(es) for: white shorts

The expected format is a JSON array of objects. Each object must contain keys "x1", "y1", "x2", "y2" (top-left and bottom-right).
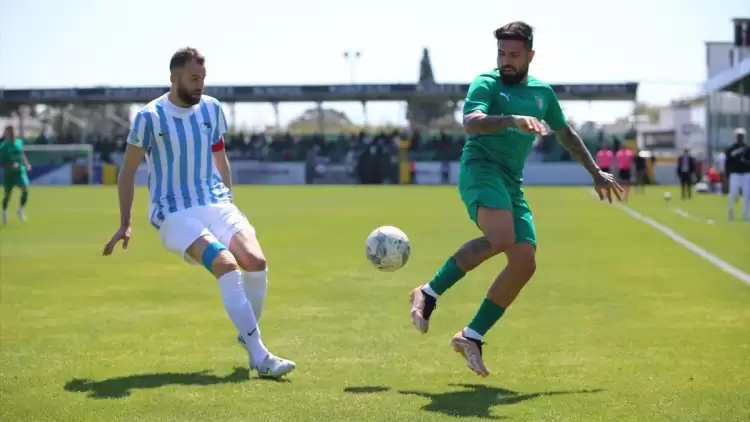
[
  {"x1": 728, "y1": 173, "x2": 750, "y2": 198},
  {"x1": 158, "y1": 203, "x2": 254, "y2": 264}
]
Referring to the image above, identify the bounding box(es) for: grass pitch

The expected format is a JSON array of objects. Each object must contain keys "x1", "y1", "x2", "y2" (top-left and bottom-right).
[{"x1": 1, "y1": 185, "x2": 748, "y2": 421}]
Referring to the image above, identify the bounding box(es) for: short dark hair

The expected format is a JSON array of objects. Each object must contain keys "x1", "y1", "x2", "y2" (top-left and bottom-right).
[
  {"x1": 494, "y1": 21, "x2": 534, "y2": 51},
  {"x1": 169, "y1": 47, "x2": 205, "y2": 71}
]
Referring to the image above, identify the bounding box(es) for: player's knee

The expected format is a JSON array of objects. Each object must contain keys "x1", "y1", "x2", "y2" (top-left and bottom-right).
[
  {"x1": 235, "y1": 251, "x2": 266, "y2": 272},
  {"x1": 229, "y1": 229, "x2": 267, "y2": 271},
  {"x1": 485, "y1": 232, "x2": 515, "y2": 254},
  {"x1": 507, "y1": 244, "x2": 536, "y2": 280}
]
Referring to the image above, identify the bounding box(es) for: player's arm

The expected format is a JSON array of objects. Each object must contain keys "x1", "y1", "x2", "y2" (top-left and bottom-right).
[
  {"x1": 213, "y1": 141, "x2": 231, "y2": 191},
  {"x1": 462, "y1": 75, "x2": 516, "y2": 134},
  {"x1": 21, "y1": 150, "x2": 31, "y2": 170},
  {"x1": 212, "y1": 101, "x2": 232, "y2": 190},
  {"x1": 545, "y1": 91, "x2": 599, "y2": 175},
  {"x1": 119, "y1": 110, "x2": 153, "y2": 227},
  {"x1": 555, "y1": 126, "x2": 599, "y2": 175},
  {"x1": 118, "y1": 144, "x2": 146, "y2": 227}
]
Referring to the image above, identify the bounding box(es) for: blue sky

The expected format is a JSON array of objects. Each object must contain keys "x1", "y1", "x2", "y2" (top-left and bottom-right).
[{"x1": 1, "y1": 0, "x2": 748, "y2": 129}]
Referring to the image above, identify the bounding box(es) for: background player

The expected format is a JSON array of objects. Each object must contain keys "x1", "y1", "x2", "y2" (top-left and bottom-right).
[
  {"x1": 596, "y1": 144, "x2": 613, "y2": 175},
  {"x1": 676, "y1": 148, "x2": 697, "y2": 200},
  {"x1": 725, "y1": 128, "x2": 749, "y2": 221},
  {"x1": 102, "y1": 47, "x2": 295, "y2": 378},
  {"x1": 0, "y1": 125, "x2": 32, "y2": 224},
  {"x1": 615, "y1": 146, "x2": 634, "y2": 200},
  {"x1": 409, "y1": 22, "x2": 623, "y2": 377}
]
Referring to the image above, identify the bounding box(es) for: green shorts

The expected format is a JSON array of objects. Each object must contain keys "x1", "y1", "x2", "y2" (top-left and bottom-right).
[
  {"x1": 458, "y1": 161, "x2": 536, "y2": 247},
  {"x1": 3, "y1": 173, "x2": 30, "y2": 193}
]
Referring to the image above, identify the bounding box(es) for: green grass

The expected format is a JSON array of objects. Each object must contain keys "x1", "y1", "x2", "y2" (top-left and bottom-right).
[{"x1": 1, "y1": 185, "x2": 749, "y2": 422}]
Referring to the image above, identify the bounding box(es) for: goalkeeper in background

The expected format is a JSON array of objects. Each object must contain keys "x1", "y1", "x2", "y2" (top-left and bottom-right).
[{"x1": 0, "y1": 125, "x2": 32, "y2": 224}]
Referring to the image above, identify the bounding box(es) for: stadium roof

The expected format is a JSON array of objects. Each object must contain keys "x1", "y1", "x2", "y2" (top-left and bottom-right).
[{"x1": 702, "y1": 56, "x2": 750, "y2": 96}]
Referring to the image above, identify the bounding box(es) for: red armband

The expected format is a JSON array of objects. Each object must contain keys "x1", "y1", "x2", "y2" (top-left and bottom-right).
[{"x1": 212, "y1": 137, "x2": 225, "y2": 152}]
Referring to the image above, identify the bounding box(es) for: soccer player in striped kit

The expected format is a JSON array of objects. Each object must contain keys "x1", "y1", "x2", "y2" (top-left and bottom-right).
[{"x1": 102, "y1": 47, "x2": 295, "y2": 378}]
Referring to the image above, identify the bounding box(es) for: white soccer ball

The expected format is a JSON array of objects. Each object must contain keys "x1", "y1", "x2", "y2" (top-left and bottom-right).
[
  {"x1": 664, "y1": 192, "x2": 672, "y2": 201},
  {"x1": 365, "y1": 226, "x2": 411, "y2": 272}
]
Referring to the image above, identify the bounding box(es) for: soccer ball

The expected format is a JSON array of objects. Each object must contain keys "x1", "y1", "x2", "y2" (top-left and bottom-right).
[
  {"x1": 664, "y1": 192, "x2": 672, "y2": 201},
  {"x1": 365, "y1": 226, "x2": 411, "y2": 271}
]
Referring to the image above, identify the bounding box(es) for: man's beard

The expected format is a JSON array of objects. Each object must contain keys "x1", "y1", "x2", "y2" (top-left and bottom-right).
[
  {"x1": 176, "y1": 85, "x2": 201, "y2": 106},
  {"x1": 500, "y1": 66, "x2": 528, "y2": 85}
]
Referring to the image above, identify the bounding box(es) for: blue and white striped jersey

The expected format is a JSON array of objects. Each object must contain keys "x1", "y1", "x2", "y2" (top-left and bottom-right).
[{"x1": 127, "y1": 94, "x2": 232, "y2": 229}]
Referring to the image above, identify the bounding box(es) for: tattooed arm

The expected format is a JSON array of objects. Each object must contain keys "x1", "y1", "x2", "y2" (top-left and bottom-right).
[
  {"x1": 555, "y1": 125, "x2": 600, "y2": 176},
  {"x1": 544, "y1": 88, "x2": 622, "y2": 201}
]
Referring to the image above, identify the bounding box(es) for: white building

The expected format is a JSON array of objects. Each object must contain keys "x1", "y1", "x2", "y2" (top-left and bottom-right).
[{"x1": 702, "y1": 36, "x2": 750, "y2": 156}]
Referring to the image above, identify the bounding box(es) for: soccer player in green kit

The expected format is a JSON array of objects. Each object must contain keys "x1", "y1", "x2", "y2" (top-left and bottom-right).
[
  {"x1": 409, "y1": 21, "x2": 624, "y2": 377},
  {"x1": 0, "y1": 125, "x2": 32, "y2": 224}
]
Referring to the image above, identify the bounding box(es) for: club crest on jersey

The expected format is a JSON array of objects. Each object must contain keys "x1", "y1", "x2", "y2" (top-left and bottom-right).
[{"x1": 535, "y1": 96, "x2": 544, "y2": 111}]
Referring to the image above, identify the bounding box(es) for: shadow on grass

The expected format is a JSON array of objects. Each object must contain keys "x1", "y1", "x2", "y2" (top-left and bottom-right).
[
  {"x1": 400, "y1": 384, "x2": 604, "y2": 419},
  {"x1": 344, "y1": 383, "x2": 603, "y2": 419},
  {"x1": 64, "y1": 367, "x2": 258, "y2": 399}
]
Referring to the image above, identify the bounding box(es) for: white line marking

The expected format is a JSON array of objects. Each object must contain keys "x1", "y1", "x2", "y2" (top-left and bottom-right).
[
  {"x1": 617, "y1": 203, "x2": 750, "y2": 285},
  {"x1": 671, "y1": 208, "x2": 716, "y2": 225}
]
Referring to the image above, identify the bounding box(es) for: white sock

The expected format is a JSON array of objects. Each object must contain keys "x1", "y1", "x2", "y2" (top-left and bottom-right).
[
  {"x1": 742, "y1": 197, "x2": 749, "y2": 219},
  {"x1": 218, "y1": 270, "x2": 268, "y2": 367},
  {"x1": 422, "y1": 284, "x2": 439, "y2": 298},
  {"x1": 243, "y1": 268, "x2": 268, "y2": 321},
  {"x1": 729, "y1": 195, "x2": 737, "y2": 219},
  {"x1": 464, "y1": 327, "x2": 483, "y2": 341}
]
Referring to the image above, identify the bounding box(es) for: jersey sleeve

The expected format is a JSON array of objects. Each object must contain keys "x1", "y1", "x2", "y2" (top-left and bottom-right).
[
  {"x1": 463, "y1": 75, "x2": 496, "y2": 115},
  {"x1": 211, "y1": 99, "x2": 228, "y2": 146},
  {"x1": 127, "y1": 109, "x2": 153, "y2": 150},
  {"x1": 544, "y1": 89, "x2": 568, "y2": 131}
]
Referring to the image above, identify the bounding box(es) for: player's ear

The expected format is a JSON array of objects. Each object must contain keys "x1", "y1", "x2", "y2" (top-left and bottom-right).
[
  {"x1": 528, "y1": 50, "x2": 535, "y2": 62},
  {"x1": 169, "y1": 71, "x2": 177, "y2": 85}
]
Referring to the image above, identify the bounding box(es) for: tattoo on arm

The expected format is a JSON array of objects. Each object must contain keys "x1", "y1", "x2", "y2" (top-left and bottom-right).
[
  {"x1": 453, "y1": 237, "x2": 494, "y2": 271},
  {"x1": 463, "y1": 112, "x2": 517, "y2": 135},
  {"x1": 555, "y1": 125, "x2": 599, "y2": 175}
]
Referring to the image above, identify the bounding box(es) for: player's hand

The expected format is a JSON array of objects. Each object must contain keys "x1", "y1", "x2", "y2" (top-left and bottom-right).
[
  {"x1": 512, "y1": 116, "x2": 547, "y2": 135},
  {"x1": 25, "y1": 165, "x2": 32, "y2": 171},
  {"x1": 12, "y1": 162, "x2": 19, "y2": 169},
  {"x1": 103, "y1": 225, "x2": 132, "y2": 256},
  {"x1": 592, "y1": 170, "x2": 624, "y2": 203}
]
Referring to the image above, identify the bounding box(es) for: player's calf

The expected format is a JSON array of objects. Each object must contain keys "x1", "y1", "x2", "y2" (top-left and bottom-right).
[
  {"x1": 411, "y1": 209, "x2": 514, "y2": 334},
  {"x1": 2, "y1": 189, "x2": 11, "y2": 225},
  {"x1": 460, "y1": 242, "x2": 535, "y2": 358},
  {"x1": 487, "y1": 243, "x2": 536, "y2": 308}
]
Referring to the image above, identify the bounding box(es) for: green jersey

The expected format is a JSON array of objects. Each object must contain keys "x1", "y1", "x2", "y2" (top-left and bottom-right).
[
  {"x1": 462, "y1": 69, "x2": 567, "y2": 184},
  {"x1": 0, "y1": 138, "x2": 27, "y2": 176}
]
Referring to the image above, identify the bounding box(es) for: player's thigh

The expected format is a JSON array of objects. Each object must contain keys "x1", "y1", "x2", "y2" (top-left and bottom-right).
[
  {"x1": 3, "y1": 181, "x2": 13, "y2": 196},
  {"x1": 159, "y1": 209, "x2": 212, "y2": 265},
  {"x1": 728, "y1": 174, "x2": 742, "y2": 196},
  {"x1": 18, "y1": 174, "x2": 29, "y2": 191},
  {"x1": 510, "y1": 195, "x2": 537, "y2": 249},
  {"x1": 459, "y1": 165, "x2": 515, "y2": 250},
  {"x1": 204, "y1": 203, "x2": 266, "y2": 271},
  {"x1": 742, "y1": 174, "x2": 750, "y2": 197}
]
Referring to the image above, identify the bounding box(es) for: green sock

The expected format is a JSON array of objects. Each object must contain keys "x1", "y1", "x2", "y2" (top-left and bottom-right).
[
  {"x1": 427, "y1": 256, "x2": 466, "y2": 295},
  {"x1": 467, "y1": 298, "x2": 506, "y2": 336},
  {"x1": 1, "y1": 195, "x2": 9, "y2": 211},
  {"x1": 20, "y1": 191, "x2": 28, "y2": 207}
]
